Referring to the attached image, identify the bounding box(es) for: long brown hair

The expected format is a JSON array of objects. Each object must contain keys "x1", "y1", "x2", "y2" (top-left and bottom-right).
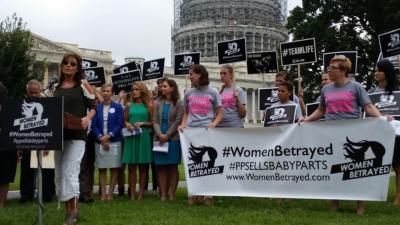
[
  {"x1": 219, "y1": 64, "x2": 234, "y2": 94},
  {"x1": 59, "y1": 53, "x2": 84, "y2": 85},
  {"x1": 160, "y1": 79, "x2": 180, "y2": 106},
  {"x1": 131, "y1": 81, "x2": 150, "y2": 107}
]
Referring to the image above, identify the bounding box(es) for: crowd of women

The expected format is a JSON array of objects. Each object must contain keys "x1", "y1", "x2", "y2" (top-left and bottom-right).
[{"x1": 0, "y1": 53, "x2": 399, "y2": 224}]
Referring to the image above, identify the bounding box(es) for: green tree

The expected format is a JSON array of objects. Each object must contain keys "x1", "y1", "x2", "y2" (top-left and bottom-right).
[
  {"x1": 0, "y1": 13, "x2": 48, "y2": 97},
  {"x1": 285, "y1": 0, "x2": 400, "y2": 103}
]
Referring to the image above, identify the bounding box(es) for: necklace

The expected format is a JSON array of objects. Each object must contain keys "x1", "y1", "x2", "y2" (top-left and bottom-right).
[{"x1": 103, "y1": 105, "x2": 110, "y2": 113}]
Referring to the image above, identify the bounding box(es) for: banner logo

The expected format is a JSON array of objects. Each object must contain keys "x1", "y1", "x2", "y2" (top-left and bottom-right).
[
  {"x1": 13, "y1": 100, "x2": 49, "y2": 131},
  {"x1": 180, "y1": 55, "x2": 194, "y2": 68},
  {"x1": 375, "y1": 94, "x2": 397, "y2": 108},
  {"x1": 84, "y1": 70, "x2": 98, "y2": 81},
  {"x1": 147, "y1": 61, "x2": 159, "y2": 73},
  {"x1": 225, "y1": 42, "x2": 240, "y2": 55},
  {"x1": 119, "y1": 66, "x2": 129, "y2": 73},
  {"x1": 330, "y1": 137, "x2": 390, "y2": 180},
  {"x1": 188, "y1": 143, "x2": 224, "y2": 178},
  {"x1": 270, "y1": 108, "x2": 287, "y2": 120},
  {"x1": 82, "y1": 61, "x2": 91, "y2": 68},
  {"x1": 266, "y1": 90, "x2": 279, "y2": 104},
  {"x1": 388, "y1": 33, "x2": 400, "y2": 48}
]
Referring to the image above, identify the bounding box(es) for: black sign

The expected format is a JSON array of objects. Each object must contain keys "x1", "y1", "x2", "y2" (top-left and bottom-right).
[
  {"x1": 306, "y1": 102, "x2": 320, "y2": 117},
  {"x1": 366, "y1": 92, "x2": 400, "y2": 117},
  {"x1": 141, "y1": 58, "x2": 165, "y2": 81},
  {"x1": 174, "y1": 52, "x2": 201, "y2": 76},
  {"x1": 82, "y1": 58, "x2": 98, "y2": 69},
  {"x1": 110, "y1": 70, "x2": 141, "y2": 95},
  {"x1": 323, "y1": 51, "x2": 358, "y2": 75},
  {"x1": 264, "y1": 105, "x2": 297, "y2": 127},
  {"x1": 82, "y1": 67, "x2": 106, "y2": 87},
  {"x1": 378, "y1": 28, "x2": 400, "y2": 58},
  {"x1": 247, "y1": 51, "x2": 278, "y2": 74},
  {"x1": 378, "y1": 52, "x2": 399, "y2": 69},
  {"x1": 280, "y1": 38, "x2": 317, "y2": 66},
  {"x1": 258, "y1": 88, "x2": 294, "y2": 111},
  {"x1": 217, "y1": 37, "x2": 247, "y2": 64},
  {"x1": 113, "y1": 61, "x2": 139, "y2": 74},
  {"x1": 0, "y1": 97, "x2": 63, "y2": 151}
]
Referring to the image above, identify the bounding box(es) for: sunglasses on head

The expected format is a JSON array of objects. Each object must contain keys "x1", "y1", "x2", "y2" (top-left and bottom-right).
[{"x1": 62, "y1": 60, "x2": 77, "y2": 67}]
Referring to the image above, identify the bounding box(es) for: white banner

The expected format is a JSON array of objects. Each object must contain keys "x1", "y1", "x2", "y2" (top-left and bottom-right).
[{"x1": 179, "y1": 118, "x2": 396, "y2": 201}]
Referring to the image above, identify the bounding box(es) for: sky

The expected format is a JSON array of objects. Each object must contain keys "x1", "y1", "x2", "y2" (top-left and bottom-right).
[{"x1": 0, "y1": 0, "x2": 303, "y2": 66}]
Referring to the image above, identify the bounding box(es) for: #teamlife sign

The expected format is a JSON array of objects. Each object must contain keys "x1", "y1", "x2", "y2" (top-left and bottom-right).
[
  {"x1": 142, "y1": 58, "x2": 165, "y2": 81},
  {"x1": 366, "y1": 91, "x2": 400, "y2": 117},
  {"x1": 179, "y1": 118, "x2": 395, "y2": 200},
  {"x1": 113, "y1": 61, "x2": 139, "y2": 75},
  {"x1": 217, "y1": 37, "x2": 247, "y2": 64},
  {"x1": 82, "y1": 58, "x2": 98, "y2": 69},
  {"x1": 280, "y1": 38, "x2": 317, "y2": 66},
  {"x1": 323, "y1": 51, "x2": 358, "y2": 75},
  {"x1": 82, "y1": 67, "x2": 106, "y2": 87},
  {"x1": 264, "y1": 104, "x2": 297, "y2": 127},
  {"x1": 246, "y1": 51, "x2": 278, "y2": 74},
  {"x1": 258, "y1": 87, "x2": 294, "y2": 111},
  {"x1": 0, "y1": 97, "x2": 63, "y2": 151},
  {"x1": 378, "y1": 28, "x2": 400, "y2": 58},
  {"x1": 110, "y1": 70, "x2": 141, "y2": 95},
  {"x1": 174, "y1": 52, "x2": 201, "y2": 76}
]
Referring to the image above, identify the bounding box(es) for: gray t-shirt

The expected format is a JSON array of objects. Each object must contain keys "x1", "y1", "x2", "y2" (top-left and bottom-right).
[
  {"x1": 271, "y1": 100, "x2": 303, "y2": 121},
  {"x1": 218, "y1": 86, "x2": 247, "y2": 128},
  {"x1": 183, "y1": 86, "x2": 222, "y2": 128},
  {"x1": 320, "y1": 81, "x2": 371, "y2": 121},
  {"x1": 315, "y1": 95, "x2": 321, "y2": 103}
]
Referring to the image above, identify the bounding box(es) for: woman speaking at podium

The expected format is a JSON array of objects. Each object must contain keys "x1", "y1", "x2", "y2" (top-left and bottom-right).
[{"x1": 53, "y1": 53, "x2": 97, "y2": 225}]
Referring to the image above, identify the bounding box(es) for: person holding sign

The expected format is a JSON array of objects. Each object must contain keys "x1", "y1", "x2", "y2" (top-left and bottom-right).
[
  {"x1": 367, "y1": 59, "x2": 400, "y2": 204},
  {"x1": 122, "y1": 81, "x2": 154, "y2": 200},
  {"x1": 0, "y1": 83, "x2": 17, "y2": 208},
  {"x1": 91, "y1": 84, "x2": 124, "y2": 201},
  {"x1": 53, "y1": 53, "x2": 97, "y2": 224},
  {"x1": 275, "y1": 71, "x2": 306, "y2": 115},
  {"x1": 271, "y1": 81, "x2": 303, "y2": 123},
  {"x1": 217, "y1": 64, "x2": 247, "y2": 127},
  {"x1": 298, "y1": 56, "x2": 393, "y2": 214},
  {"x1": 153, "y1": 79, "x2": 183, "y2": 201},
  {"x1": 178, "y1": 64, "x2": 222, "y2": 206}
]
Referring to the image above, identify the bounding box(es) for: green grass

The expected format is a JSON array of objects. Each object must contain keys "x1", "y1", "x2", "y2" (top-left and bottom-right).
[
  {"x1": 9, "y1": 163, "x2": 187, "y2": 191},
  {"x1": 2, "y1": 178, "x2": 400, "y2": 225}
]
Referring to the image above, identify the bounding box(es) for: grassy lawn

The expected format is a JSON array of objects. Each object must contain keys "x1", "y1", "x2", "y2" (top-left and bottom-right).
[
  {"x1": 9, "y1": 163, "x2": 187, "y2": 191},
  {"x1": 1, "y1": 178, "x2": 400, "y2": 225}
]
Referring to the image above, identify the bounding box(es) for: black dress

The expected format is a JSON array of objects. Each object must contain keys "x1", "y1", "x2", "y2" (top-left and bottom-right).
[{"x1": 0, "y1": 110, "x2": 17, "y2": 183}]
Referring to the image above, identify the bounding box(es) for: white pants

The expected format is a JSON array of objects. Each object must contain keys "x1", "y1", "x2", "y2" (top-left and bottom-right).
[{"x1": 54, "y1": 140, "x2": 85, "y2": 202}]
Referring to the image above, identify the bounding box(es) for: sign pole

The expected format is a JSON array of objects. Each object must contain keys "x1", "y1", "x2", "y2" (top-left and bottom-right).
[
  {"x1": 261, "y1": 72, "x2": 265, "y2": 87},
  {"x1": 37, "y1": 151, "x2": 43, "y2": 225},
  {"x1": 185, "y1": 75, "x2": 188, "y2": 90},
  {"x1": 232, "y1": 63, "x2": 236, "y2": 85},
  {"x1": 297, "y1": 64, "x2": 302, "y2": 90}
]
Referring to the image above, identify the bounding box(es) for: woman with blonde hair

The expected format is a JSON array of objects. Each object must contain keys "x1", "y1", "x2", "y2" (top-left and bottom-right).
[
  {"x1": 122, "y1": 81, "x2": 154, "y2": 200},
  {"x1": 92, "y1": 83, "x2": 124, "y2": 201}
]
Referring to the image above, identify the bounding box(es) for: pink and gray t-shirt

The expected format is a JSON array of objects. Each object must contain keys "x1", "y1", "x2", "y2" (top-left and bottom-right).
[
  {"x1": 183, "y1": 86, "x2": 222, "y2": 128},
  {"x1": 319, "y1": 80, "x2": 371, "y2": 121},
  {"x1": 218, "y1": 86, "x2": 247, "y2": 128}
]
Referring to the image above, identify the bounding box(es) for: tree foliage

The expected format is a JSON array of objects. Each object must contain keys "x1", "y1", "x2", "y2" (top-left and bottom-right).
[
  {"x1": 0, "y1": 13, "x2": 48, "y2": 97},
  {"x1": 285, "y1": 0, "x2": 400, "y2": 103}
]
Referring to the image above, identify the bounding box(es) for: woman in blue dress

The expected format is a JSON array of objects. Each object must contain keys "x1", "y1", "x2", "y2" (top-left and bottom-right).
[{"x1": 153, "y1": 79, "x2": 183, "y2": 201}]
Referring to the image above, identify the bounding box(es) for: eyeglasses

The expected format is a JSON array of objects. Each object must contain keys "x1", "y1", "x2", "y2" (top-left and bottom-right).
[
  {"x1": 327, "y1": 66, "x2": 341, "y2": 72},
  {"x1": 62, "y1": 60, "x2": 77, "y2": 67}
]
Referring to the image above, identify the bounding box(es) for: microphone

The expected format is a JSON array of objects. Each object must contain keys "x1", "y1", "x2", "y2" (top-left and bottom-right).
[{"x1": 42, "y1": 76, "x2": 59, "y2": 96}]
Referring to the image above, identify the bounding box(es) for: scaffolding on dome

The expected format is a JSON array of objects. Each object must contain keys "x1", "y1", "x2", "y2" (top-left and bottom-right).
[{"x1": 171, "y1": 0, "x2": 289, "y2": 64}]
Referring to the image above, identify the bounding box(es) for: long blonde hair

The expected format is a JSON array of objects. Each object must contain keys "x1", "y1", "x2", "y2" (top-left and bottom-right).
[{"x1": 131, "y1": 81, "x2": 150, "y2": 107}]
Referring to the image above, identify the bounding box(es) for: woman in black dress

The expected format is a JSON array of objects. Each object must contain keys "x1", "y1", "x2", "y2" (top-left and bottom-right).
[{"x1": 0, "y1": 83, "x2": 17, "y2": 208}]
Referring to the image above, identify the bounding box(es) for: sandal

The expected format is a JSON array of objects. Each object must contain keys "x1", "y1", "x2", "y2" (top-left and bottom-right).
[
  {"x1": 62, "y1": 214, "x2": 76, "y2": 225},
  {"x1": 79, "y1": 195, "x2": 94, "y2": 204}
]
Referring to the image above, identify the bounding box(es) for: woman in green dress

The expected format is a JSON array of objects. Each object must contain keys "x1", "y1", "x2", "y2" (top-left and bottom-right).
[{"x1": 122, "y1": 81, "x2": 154, "y2": 200}]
